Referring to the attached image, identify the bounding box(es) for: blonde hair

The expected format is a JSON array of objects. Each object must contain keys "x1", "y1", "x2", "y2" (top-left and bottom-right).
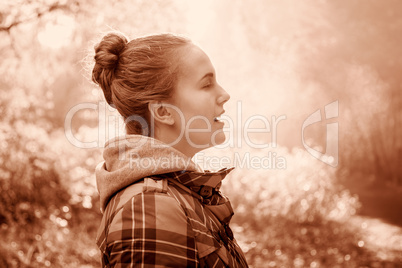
[{"x1": 92, "y1": 32, "x2": 190, "y2": 135}]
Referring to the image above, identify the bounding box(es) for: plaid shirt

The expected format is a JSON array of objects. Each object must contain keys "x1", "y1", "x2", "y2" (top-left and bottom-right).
[{"x1": 96, "y1": 167, "x2": 248, "y2": 267}]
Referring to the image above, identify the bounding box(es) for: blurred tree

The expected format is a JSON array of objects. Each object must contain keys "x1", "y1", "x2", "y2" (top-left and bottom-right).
[
  {"x1": 304, "y1": 0, "x2": 402, "y2": 186},
  {"x1": 238, "y1": 0, "x2": 402, "y2": 186}
]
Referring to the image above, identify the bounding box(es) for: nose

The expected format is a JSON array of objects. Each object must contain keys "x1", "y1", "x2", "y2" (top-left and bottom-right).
[{"x1": 217, "y1": 85, "x2": 230, "y2": 105}]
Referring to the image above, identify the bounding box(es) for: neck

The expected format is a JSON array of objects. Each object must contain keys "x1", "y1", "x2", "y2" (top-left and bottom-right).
[{"x1": 153, "y1": 128, "x2": 201, "y2": 158}]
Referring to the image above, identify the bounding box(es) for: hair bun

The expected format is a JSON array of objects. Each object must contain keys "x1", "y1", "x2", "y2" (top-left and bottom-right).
[{"x1": 92, "y1": 32, "x2": 128, "y2": 105}]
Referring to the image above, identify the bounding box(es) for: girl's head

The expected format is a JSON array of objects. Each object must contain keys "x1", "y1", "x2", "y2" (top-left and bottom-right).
[
  {"x1": 92, "y1": 32, "x2": 189, "y2": 134},
  {"x1": 92, "y1": 32, "x2": 230, "y2": 157}
]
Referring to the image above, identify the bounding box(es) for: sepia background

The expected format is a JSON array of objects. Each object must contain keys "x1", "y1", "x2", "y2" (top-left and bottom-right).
[{"x1": 1, "y1": 0, "x2": 401, "y2": 267}]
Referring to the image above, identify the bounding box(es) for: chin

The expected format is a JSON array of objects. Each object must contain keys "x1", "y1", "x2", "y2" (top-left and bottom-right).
[{"x1": 212, "y1": 131, "x2": 226, "y2": 146}]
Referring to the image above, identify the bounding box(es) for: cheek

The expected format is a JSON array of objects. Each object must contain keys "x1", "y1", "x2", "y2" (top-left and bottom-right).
[
  {"x1": 185, "y1": 114, "x2": 214, "y2": 146},
  {"x1": 171, "y1": 106, "x2": 212, "y2": 137},
  {"x1": 182, "y1": 103, "x2": 213, "y2": 126},
  {"x1": 172, "y1": 91, "x2": 215, "y2": 131},
  {"x1": 186, "y1": 117, "x2": 211, "y2": 130},
  {"x1": 186, "y1": 120, "x2": 226, "y2": 145}
]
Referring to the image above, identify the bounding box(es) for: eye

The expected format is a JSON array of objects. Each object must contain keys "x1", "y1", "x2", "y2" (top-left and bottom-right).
[
  {"x1": 202, "y1": 82, "x2": 212, "y2": 88},
  {"x1": 202, "y1": 78, "x2": 214, "y2": 88}
]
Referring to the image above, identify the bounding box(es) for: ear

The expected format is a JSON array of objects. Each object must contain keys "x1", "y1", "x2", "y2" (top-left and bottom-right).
[{"x1": 148, "y1": 101, "x2": 175, "y2": 126}]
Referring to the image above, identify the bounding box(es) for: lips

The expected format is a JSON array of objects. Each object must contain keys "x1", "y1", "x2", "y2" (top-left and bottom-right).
[{"x1": 214, "y1": 110, "x2": 225, "y2": 122}]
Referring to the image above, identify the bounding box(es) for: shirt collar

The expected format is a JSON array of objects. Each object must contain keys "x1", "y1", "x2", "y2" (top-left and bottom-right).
[
  {"x1": 154, "y1": 167, "x2": 235, "y2": 201},
  {"x1": 166, "y1": 167, "x2": 235, "y2": 189}
]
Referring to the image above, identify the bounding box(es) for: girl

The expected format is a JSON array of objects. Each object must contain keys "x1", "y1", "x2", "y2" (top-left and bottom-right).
[{"x1": 92, "y1": 31, "x2": 248, "y2": 267}]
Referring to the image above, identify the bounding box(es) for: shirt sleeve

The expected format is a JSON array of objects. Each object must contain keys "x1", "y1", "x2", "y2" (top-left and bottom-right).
[{"x1": 104, "y1": 192, "x2": 198, "y2": 267}]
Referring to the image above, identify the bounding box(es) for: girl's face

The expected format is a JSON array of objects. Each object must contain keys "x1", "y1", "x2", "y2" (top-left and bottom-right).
[{"x1": 169, "y1": 44, "x2": 230, "y2": 154}]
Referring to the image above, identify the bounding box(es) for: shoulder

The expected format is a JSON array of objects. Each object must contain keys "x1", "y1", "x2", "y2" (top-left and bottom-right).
[
  {"x1": 98, "y1": 177, "x2": 200, "y2": 267},
  {"x1": 102, "y1": 177, "x2": 191, "y2": 239},
  {"x1": 104, "y1": 177, "x2": 171, "y2": 216}
]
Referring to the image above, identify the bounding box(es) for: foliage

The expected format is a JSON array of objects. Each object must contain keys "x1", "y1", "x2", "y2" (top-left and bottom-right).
[
  {"x1": 201, "y1": 146, "x2": 371, "y2": 267},
  {"x1": 0, "y1": 84, "x2": 102, "y2": 267}
]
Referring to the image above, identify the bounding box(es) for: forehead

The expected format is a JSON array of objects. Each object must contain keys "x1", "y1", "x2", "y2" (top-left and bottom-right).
[{"x1": 178, "y1": 44, "x2": 214, "y2": 78}]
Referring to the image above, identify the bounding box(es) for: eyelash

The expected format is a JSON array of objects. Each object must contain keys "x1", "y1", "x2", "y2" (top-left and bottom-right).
[{"x1": 203, "y1": 80, "x2": 213, "y2": 88}]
